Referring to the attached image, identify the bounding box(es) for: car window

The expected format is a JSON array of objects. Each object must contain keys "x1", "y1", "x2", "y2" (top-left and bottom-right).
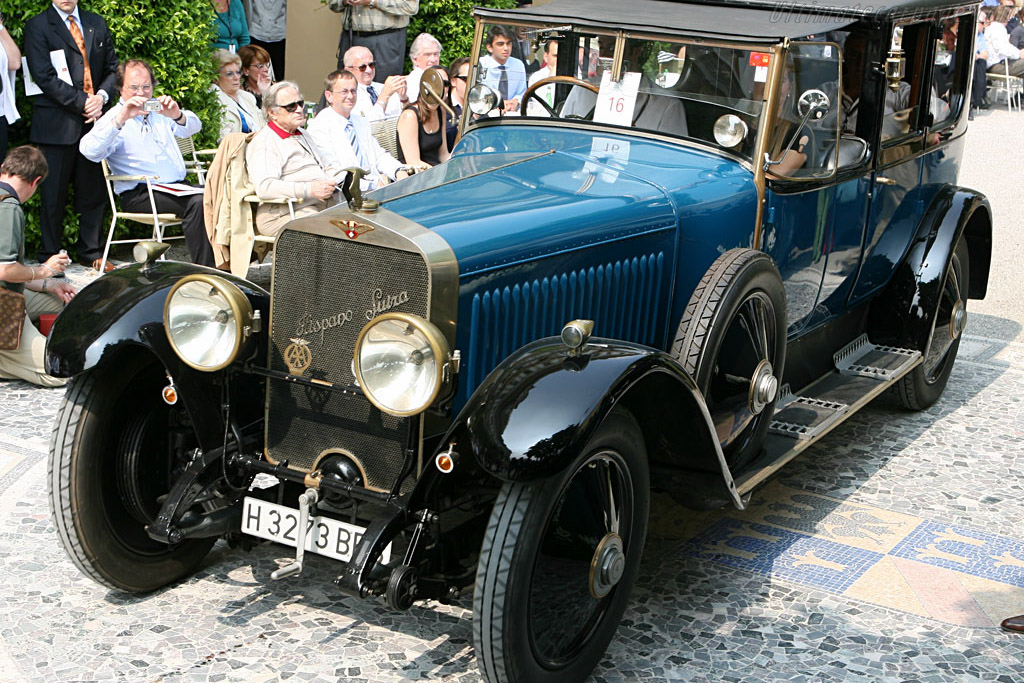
[
  {"x1": 931, "y1": 13, "x2": 972, "y2": 129},
  {"x1": 881, "y1": 22, "x2": 929, "y2": 143}
]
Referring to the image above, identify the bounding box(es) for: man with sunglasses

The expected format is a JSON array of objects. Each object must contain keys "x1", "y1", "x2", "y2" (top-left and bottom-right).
[
  {"x1": 327, "y1": 0, "x2": 418, "y2": 82},
  {"x1": 343, "y1": 46, "x2": 407, "y2": 121},
  {"x1": 79, "y1": 59, "x2": 214, "y2": 267},
  {"x1": 247, "y1": 80, "x2": 346, "y2": 237}
]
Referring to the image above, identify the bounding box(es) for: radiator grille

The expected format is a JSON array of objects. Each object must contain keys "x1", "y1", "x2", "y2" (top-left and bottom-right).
[
  {"x1": 465, "y1": 253, "x2": 665, "y2": 390},
  {"x1": 266, "y1": 230, "x2": 429, "y2": 489}
]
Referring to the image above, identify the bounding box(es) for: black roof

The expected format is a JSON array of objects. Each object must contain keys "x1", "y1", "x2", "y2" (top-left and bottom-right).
[{"x1": 476, "y1": 0, "x2": 974, "y2": 42}]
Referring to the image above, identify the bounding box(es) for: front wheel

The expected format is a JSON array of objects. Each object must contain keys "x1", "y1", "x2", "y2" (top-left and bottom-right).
[
  {"x1": 473, "y1": 408, "x2": 649, "y2": 683},
  {"x1": 48, "y1": 352, "x2": 216, "y2": 592}
]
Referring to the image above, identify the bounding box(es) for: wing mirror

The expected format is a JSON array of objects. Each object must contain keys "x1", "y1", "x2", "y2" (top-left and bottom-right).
[{"x1": 468, "y1": 83, "x2": 501, "y2": 116}]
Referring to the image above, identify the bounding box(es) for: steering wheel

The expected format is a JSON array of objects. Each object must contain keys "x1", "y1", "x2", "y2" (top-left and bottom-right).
[{"x1": 521, "y1": 75, "x2": 600, "y2": 117}]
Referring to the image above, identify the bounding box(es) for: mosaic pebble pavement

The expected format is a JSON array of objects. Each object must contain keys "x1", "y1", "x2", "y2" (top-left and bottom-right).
[{"x1": 3, "y1": 136, "x2": 1024, "y2": 683}]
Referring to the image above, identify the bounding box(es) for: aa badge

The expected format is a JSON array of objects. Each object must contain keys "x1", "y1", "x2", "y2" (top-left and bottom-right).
[{"x1": 283, "y1": 337, "x2": 313, "y2": 376}]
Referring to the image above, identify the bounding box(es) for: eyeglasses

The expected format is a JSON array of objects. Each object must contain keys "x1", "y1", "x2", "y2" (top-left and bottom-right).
[
  {"x1": 251, "y1": 62, "x2": 271, "y2": 71},
  {"x1": 452, "y1": 75, "x2": 468, "y2": 82},
  {"x1": 277, "y1": 99, "x2": 305, "y2": 113},
  {"x1": 354, "y1": 62, "x2": 375, "y2": 72},
  {"x1": 127, "y1": 84, "x2": 153, "y2": 93},
  {"x1": 221, "y1": 69, "x2": 242, "y2": 78},
  {"x1": 330, "y1": 88, "x2": 358, "y2": 97},
  {"x1": 440, "y1": 81, "x2": 451, "y2": 90}
]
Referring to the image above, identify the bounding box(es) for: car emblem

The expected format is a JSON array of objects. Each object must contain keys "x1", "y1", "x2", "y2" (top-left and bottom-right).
[
  {"x1": 283, "y1": 337, "x2": 313, "y2": 376},
  {"x1": 331, "y1": 219, "x2": 375, "y2": 239}
]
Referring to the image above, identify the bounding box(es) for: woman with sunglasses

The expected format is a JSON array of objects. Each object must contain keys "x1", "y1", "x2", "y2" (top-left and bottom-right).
[
  {"x1": 213, "y1": 50, "x2": 265, "y2": 141},
  {"x1": 397, "y1": 66, "x2": 452, "y2": 168},
  {"x1": 447, "y1": 57, "x2": 470, "y2": 150},
  {"x1": 239, "y1": 44, "x2": 274, "y2": 108}
]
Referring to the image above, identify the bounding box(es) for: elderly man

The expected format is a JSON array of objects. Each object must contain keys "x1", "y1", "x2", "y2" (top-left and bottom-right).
[
  {"x1": 406, "y1": 33, "x2": 441, "y2": 103},
  {"x1": 79, "y1": 59, "x2": 213, "y2": 267},
  {"x1": 0, "y1": 146, "x2": 75, "y2": 387},
  {"x1": 308, "y1": 70, "x2": 408, "y2": 193},
  {"x1": 344, "y1": 46, "x2": 407, "y2": 121},
  {"x1": 246, "y1": 80, "x2": 345, "y2": 237},
  {"x1": 327, "y1": 0, "x2": 418, "y2": 81}
]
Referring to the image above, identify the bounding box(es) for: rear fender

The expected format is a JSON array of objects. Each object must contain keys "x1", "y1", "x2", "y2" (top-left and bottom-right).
[
  {"x1": 414, "y1": 337, "x2": 743, "y2": 510},
  {"x1": 869, "y1": 188, "x2": 991, "y2": 351},
  {"x1": 45, "y1": 262, "x2": 270, "y2": 450}
]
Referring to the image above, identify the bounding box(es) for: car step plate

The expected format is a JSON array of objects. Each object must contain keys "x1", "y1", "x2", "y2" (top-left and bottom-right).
[
  {"x1": 769, "y1": 384, "x2": 850, "y2": 440},
  {"x1": 242, "y1": 497, "x2": 391, "y2": 565},
  {"x1": 833, "y1": 333, "x2": 920, "y2": 381}
]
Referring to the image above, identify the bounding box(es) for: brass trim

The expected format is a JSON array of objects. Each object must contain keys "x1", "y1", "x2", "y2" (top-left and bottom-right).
[
  {"x1": 163, "y1": 273, "x2": 254, "y2": 372},
  {"x1": 310, "y1": 448, "x2": 387, "y2": 493},
  {"x1": 751, "y1": 43, "x2": 787, "y2": 249},
  {"x1": 353, "y1": 312, "x2": 452, "y2": 417}
]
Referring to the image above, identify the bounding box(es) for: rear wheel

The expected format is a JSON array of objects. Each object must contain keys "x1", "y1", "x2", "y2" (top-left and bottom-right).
[
  {"x1": 48, "y1": 353, "x2": 216, "y2": 592},
  {"x1": 895, "y1": 237, "x2": 970, "y2": 410},
  {"x1": 473, "y1": 409, "x2": 649, "y2": 683}
]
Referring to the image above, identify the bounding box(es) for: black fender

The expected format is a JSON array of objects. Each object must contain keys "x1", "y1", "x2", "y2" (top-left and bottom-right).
[
  {"x1": 417, "y1": 337, "x2": 744, "y2": 510},
  {"x1": 45, "y1": 261, "x2": 269, "y2": 450},
  {"x1": 869, "y1": 187, "x2": 991, "y2": 352}
]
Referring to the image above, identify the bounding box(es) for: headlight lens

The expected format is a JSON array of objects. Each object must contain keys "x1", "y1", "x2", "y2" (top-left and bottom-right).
[
  {"x1": 467, "y1": 84, "x2": 500, "y2": 115},
  {"x1": 164, "y1": 275, "x2": 254, "y2": 371},
  {"x1": 713, "y1": 114, "x2": 748, "y2": 149},
  {"x1": 354, "y1": 313, "x2": 450, "y2": 416}
]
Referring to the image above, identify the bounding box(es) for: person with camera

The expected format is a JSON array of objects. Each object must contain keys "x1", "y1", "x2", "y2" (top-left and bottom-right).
[{"x1": 79, "y1": 59, "x2": 214, "y2": 267}]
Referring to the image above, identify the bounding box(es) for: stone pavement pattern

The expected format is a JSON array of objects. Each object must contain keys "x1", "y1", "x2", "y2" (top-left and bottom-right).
[{"x1": 1, "y1": 110, "x2": 1023, "y2": 682}]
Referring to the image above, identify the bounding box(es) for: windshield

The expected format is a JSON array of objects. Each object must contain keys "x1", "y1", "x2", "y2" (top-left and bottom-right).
[{"x1": 468, "y1": 23, "x2": 767, "y2": 160}]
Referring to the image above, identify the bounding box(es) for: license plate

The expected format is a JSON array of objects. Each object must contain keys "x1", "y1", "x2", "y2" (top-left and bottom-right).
[{"x1": 242, "y1": 497, "x2": 391, "y2": 564}]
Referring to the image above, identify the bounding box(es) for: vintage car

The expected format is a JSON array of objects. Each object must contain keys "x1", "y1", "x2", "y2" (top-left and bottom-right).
[{"x1": 46, "y1": 0, "x2": 991, "y2": 681}]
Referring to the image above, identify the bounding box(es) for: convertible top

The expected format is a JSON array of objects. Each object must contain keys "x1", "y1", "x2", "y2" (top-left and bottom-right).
[{"x1": 476, "y1": 0, "x2": 974, "y2": 43}]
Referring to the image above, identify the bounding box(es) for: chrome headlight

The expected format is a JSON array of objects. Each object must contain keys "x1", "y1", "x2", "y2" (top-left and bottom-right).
[
  {"x1": 354, "y1": 312, "x2": 451, "y2": 416},
  {"x1": 164, "y1": 274, "x2": 254, "y2": 371},
  {"x1": 713, "y1": 114, "x2": 748, "y2": 149}
]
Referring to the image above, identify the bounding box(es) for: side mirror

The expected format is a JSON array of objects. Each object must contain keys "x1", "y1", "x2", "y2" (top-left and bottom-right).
[{"x1": 468, "y1": 83, "x2": 501, "y2": 116}]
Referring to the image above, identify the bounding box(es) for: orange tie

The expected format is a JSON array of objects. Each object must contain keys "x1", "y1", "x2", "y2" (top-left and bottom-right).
[{"x1": 66, "y1": 16, "x2": 94, "y2": 95}]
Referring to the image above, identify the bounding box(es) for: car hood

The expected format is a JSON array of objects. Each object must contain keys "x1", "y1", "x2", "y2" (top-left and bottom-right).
[{"x1": 372, "y1": 125, "x2": 751, "y2": 276}]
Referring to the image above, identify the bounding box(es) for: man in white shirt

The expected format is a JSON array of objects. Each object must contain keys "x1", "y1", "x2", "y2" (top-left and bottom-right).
[
  {"x1": 343, "y1": 46, "x2": 407, "y2": 121},
  {"x1": 479, "y1": 25, "x2": 527, "y2": 113},
  {"x1": 406, "y1": 33, "x2": 441, "y2": 103},
  {"x1": 985, "y1": 6, "x2": 1024, "y2": 76},
  {"x1": 307, "y1": 70, "x2": 408, "y2": 192},
  {"x1": 79, "y1": 59, "x2": 213, "y2": 267},
  {"x1": 526, "y1": 38, "x2": 558, "y2": 116}
]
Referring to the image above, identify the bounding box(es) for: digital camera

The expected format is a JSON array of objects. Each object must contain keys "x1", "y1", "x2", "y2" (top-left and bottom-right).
[{"x1": 142, "y1": 99, "x2": 161, "y2": 113}]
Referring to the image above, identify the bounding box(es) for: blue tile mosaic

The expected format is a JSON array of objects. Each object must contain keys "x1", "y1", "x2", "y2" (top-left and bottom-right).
[
  {"x1": 684, "y1": 517, "x2": 883, "y2": 592},
  {"x1": 889, "y1": 520, "x2": 1024, "y2": 588}
]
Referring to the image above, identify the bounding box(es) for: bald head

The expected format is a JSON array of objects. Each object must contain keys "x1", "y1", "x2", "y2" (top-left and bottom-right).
[{"x1": 344, "y1": 46, "x2": 376, "y2": 86}]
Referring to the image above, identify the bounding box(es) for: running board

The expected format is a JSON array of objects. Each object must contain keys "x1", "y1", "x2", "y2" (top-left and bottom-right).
[{"x1": 734, "y1": 335, "x2": 921, "y2": 496}]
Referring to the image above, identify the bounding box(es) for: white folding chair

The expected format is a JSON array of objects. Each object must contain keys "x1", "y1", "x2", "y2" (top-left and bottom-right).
[
  {"x1": 98, "y1": 159, "x2": 183, "y2": 273},
  {"x1": 371, "y1": 116, "x2": 401, "y2": 159},
  {"x1": 987, "y1": 58, "x2": 1023, "y2": 112},
  {"x1": 236, "y1": 195, "x2": 295, "y2": 278},
  {"x1": 175, "y1": 134, "x2": 216, "y2": 186}
]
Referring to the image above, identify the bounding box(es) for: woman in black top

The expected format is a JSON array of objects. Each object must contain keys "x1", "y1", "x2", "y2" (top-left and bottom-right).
[{"x1": 397, "y1": 67, "x2": 452, "y2": 167}]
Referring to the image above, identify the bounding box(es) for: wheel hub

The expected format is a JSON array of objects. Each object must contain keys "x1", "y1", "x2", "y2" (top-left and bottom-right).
[
  {"x1": 589, "y1": 533, "x2": 624, "y2": 599},
  {"x1": 949, "y1": 300, "x2": 966, "y2": 340},
  {"x1": 748, "y1": 359, "x2": 778, "y2": 415}
]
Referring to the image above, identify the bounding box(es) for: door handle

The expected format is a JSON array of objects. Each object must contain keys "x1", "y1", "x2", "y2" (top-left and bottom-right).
[{"x1": 875, "y1": 176, "x2": 897, "y2": 185}]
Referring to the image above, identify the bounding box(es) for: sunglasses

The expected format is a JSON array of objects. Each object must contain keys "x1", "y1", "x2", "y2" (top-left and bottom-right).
[
  {"x1": 453, "y1": 74, "x2": 468, "y2": 82},
  {"x1": 277, "y1": 99, "x2": 305, "y2": 113},
  {"x1": 355, "y1": 62, "x2": 375, "y2": 72}
]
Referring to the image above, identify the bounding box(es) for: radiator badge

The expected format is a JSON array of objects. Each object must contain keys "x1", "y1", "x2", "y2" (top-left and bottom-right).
[
  {"x1": 366, "y1": 288, "x2": 410, "y2": 320},
  {"x1": 295, "y1": 309, "x2": 355, "y2": 344},
  {"x1": 331, "y1": 218, "x2": 375, "y2": 240},
  {"x1": 283, "y1": 338, "x2": 313, "y2": 376}
]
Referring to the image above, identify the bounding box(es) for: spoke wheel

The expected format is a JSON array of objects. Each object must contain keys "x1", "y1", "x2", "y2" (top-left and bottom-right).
[
  {"x1": 895, "y1": 237, "x2": 969, "y2": 410},
  {"x1": 48, "y1": 352, "x2": 216, "y2": 593},
  {"x1": 672, "y1": 249, "x2": 787, "y2": 469},
  {"x1": 473, "y1": 409, "x2": 649, "y2": 683}
]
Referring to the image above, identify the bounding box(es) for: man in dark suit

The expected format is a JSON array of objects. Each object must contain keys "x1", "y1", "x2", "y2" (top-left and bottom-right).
[{"x1": 23, "y1": 0, "x2": 118, "y2": 272}]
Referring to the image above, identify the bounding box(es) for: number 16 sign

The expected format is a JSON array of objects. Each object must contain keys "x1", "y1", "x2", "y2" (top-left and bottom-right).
[{"x1": 594, "y1": 71, "x2": 641, "y2": 127}]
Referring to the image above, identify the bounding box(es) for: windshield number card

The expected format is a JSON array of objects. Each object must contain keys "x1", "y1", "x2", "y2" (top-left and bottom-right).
[
  {"x1": 584, "y1": 137, "x2": 631, "y2": 183},
  {"x1": 594, "y1": 71, "x2": 641, "y2": 126}
]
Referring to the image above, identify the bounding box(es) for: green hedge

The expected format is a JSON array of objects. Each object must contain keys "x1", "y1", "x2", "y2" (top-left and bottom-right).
[
  {"x1": 5, "y1": 0, "x2": 220, "y2": 259},
  {"x1": 408, "y1": 0, "x2": 518, "y2": 68}
]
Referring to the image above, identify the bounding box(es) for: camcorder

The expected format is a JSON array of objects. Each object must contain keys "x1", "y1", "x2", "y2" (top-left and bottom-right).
[{"x1": 143, "y1": 99, "x2": 162, "y2": 113}]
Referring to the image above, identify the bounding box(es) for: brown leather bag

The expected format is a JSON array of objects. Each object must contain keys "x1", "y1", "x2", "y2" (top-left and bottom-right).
[{"x1": 0, "y1": 286, "x2": 26, "y2": 351}]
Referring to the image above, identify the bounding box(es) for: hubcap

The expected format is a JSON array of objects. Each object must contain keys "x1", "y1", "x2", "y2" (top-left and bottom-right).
[
  {"x1": 590, "y1": 533, "x2": 624, "y2": 598},
  {"x1": 950, "y1": 300, "x2": 966, "y2": 339},
  {"x1": 748, "y1": 359, "x2": 778, "y2": 416}
]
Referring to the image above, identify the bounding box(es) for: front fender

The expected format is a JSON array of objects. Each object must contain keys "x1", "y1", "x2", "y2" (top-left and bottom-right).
[
  {"x1": 869, "y1": 187, "x2": 991, "y2": 352},
  {"x1": 45, "y1": 261, "x2": 269, "y2": 450},
  {"x1": 431, "y1": 337, "x2": 742, "y2": 508}
]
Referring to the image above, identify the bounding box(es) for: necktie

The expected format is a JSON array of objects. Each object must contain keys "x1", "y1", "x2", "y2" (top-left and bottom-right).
[
  {"x1": 498, "y1": 65, "x2": 509, "y2": 100},
  {"x1": 67, "y1": 16, "x2": 94, "y2": 95},
  {"x1": 367, "y1": 85, "x2": 378, "y2": 105},
  {"x1": 346, "y1": 119, "x2": 365, "y2": 168}
]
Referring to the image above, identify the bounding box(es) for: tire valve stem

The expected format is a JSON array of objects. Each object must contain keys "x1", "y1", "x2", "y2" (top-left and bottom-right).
[{"x1": 162, "y1": 374, "x2": 178, "y2": 405}]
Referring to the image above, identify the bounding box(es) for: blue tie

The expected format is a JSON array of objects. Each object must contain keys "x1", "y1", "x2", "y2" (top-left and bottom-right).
[
  {"x1": 498, "y1": 65, "x2": 509, "y2": 100},
  {"x1": 346, "y1": 119, "x2": 365, "y2": 168},
  {"x1": 367, "y1": 85, "x2": 378, "y2": 105}
]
